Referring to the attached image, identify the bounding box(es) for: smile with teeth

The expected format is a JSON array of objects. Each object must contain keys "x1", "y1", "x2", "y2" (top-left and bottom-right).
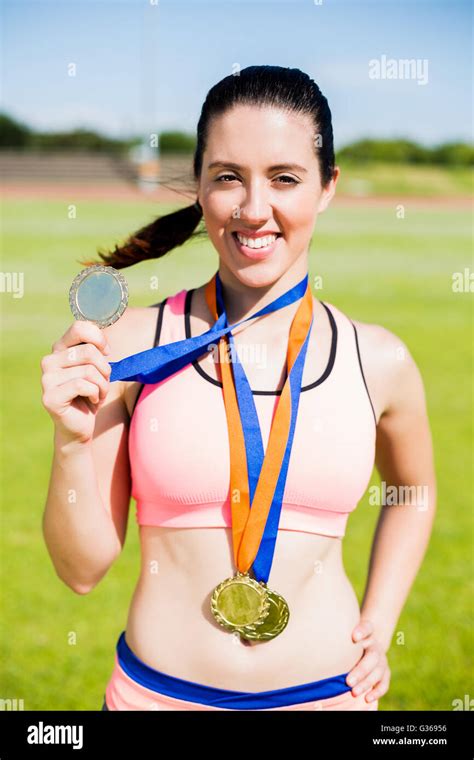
[{"x1": 233, "y1": 232, "x2": 280, "y2": 249}]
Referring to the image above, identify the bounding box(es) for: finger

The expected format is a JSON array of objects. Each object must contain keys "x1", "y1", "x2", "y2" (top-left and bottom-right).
[
  {"x1": 346, "y1": 647, "x2": 381, "y2": 688},
  {"x1": 353, "y1": 633, "x2": 376, "y2": 650},
  {"x1": 60, "y1": 365, "x2": 109, "y2": 399},
  {"x1": 43, "y1": 365, "x2": 109, "y2": 400},
  {"x1": 365, "y1": 669, "x2": 391, "y2": 703},
  {"x1": 52, "y1": 320, "x2": 110, "y2": 355},
  {"x1": 351, "y1": 664, "x2": 385, "y2": 697},
  {"x1": 353, "y1": 618, "x2": 374, "y2": 642},
  {"x1": 61, "y1": 343, "x2": 112, "y2": 380},
  {"x1": 43, "y1": 378, "x2": 102, "y2": 412},
  {"x1": 42, "y1": 345, "x2": 111, "y2": 387}
]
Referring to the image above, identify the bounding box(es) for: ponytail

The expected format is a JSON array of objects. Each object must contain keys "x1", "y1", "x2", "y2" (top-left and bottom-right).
[{"x1": 78, "y1": 200, "x2": 203, "y2": 270}]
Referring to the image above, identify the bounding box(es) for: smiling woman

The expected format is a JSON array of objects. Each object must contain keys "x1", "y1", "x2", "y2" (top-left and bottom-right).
[{"x1": 41, "y1": 65, "x2": 436, "y2": 712}]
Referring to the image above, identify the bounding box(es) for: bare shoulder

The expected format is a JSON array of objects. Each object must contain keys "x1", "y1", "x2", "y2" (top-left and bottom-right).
[
  {"x1": 351, "y1": 318, "x2": 411, "y2": 366},
  {"x1": 351, "y1": 317, "x2": 426, "y2": 422}
]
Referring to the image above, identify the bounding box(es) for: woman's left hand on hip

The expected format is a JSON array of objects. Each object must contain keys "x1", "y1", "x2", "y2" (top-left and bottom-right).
[{"x1": 345, "y1": 617, "x2": 391, "y2": 703}]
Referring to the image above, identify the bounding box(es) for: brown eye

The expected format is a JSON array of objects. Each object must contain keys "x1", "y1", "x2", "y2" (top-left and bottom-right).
[
  {"x1": 215, "y1": 174, "x2": 239, "y2": 182},
  {"x1": 276, "y1": 175, "x2": 298, "y2": 184}
]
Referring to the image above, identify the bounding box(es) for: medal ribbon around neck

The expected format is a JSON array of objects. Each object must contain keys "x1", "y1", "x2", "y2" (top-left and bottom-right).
[
  {"x1": 204, "y1": 272, "x2": 314, "y2": 585},
  {"x1": 108, "y1": 270, "x2": 313, "y2": 586},
  {"x1": 109, "y1": 274, "x2": 310, "y2": 385}
]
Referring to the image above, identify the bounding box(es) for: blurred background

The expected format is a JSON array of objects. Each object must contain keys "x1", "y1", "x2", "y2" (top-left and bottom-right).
[{"x1": 0, "y1": 0, "x2": 472, "y2": 711}]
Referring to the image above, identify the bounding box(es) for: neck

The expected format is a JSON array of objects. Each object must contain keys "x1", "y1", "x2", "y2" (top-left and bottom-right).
[{"x1": 217, "y1": 255, "x2": 309, "y2": 324}]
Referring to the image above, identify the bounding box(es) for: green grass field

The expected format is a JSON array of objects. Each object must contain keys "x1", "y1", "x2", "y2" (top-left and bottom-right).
[
  {"x1": 336, "y1": 160, "x2": 473, "y2": 197},
  {"x1": 1, "y1": 194, "x2": 472, "y2": 711}
]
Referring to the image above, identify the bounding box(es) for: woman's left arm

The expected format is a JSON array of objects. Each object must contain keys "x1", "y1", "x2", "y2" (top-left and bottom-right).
[{"x1": 346, "y1": 327, "x2": 438, "y2": 702}]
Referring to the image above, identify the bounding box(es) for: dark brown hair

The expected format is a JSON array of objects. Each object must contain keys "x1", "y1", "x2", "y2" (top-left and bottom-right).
[{"x1": 80, "y1": 65, "x2": 335, "y2": 270}]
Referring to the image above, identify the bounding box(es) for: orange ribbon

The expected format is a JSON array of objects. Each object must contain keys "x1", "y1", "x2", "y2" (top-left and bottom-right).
[{"x1": 204, "y1": 274, "x2": 313, "y2": 575}]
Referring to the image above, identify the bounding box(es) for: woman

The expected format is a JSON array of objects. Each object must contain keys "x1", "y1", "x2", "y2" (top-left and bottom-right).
[{"x1": 41, "y1": 66, "x2": 437, "y2": 711}]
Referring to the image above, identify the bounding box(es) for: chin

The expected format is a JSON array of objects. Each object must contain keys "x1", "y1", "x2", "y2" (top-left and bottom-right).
[
  {"x1": 235, "y1": 264, "x2": 286, "y2": 288},
  {"x1": 230, "y1": 262, "x2": 291, "y2": 290}
]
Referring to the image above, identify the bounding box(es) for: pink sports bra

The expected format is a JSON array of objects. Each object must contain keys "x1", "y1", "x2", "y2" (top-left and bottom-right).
[{"x1": 128, "y1": 288, "x2": 377, "y2": 539}]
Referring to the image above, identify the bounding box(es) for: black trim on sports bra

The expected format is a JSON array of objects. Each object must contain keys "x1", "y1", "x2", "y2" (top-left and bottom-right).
[
  {"x1": 129, "y1": 298, "x2": 168, "y2": 417},
  {"x1": 184, "y1": 288, "x2": 338, "y2": 396},
  {"x1": 351, "y1": 322, "x2": 378, "y2": 427}
]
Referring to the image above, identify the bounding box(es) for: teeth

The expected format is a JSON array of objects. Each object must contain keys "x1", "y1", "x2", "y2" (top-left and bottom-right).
[{"x1": 235, "y1": 233, "x2": 278, "y2": 249}]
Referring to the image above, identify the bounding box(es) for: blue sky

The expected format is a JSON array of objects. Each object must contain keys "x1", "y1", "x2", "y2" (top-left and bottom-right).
[{"x1": 1, "y1": 0, "x2": 472, "y2": 148}]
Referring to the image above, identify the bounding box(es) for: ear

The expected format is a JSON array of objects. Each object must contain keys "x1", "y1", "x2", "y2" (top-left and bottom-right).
[{"x1": 316, "y1": 166, "x2": 340, "y2": 214}]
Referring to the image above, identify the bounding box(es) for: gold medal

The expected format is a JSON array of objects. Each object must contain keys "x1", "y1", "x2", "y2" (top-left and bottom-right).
[
  {"x1": 210, "y1": 571, "x2": 270, "y2": 634},
  {"x1": 239, "y1": 587, "x2": 290, "y2": 641}
]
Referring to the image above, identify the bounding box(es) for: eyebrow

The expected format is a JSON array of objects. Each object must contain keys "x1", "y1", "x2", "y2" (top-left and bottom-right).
[{"x1": 207, "y1": 161, "x2": 308, "y2": 174}]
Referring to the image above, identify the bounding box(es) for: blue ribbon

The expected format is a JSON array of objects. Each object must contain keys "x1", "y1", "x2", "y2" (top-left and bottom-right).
[
  {"x1": 214, "y1": 273, "x2": 313, "y2": 583},
  {"x1": 108, "y1": 273, "x2": 309, "y2": 383}
]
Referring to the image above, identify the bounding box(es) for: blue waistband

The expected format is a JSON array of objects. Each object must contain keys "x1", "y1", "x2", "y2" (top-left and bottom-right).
[{"x1": 116, "y1": 631, "x2": 352, "y2": 709}]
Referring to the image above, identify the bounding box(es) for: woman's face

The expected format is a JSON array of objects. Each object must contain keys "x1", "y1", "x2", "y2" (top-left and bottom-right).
[{"x1": 197, "y1": 103, "x2": 339, "y2": 289}]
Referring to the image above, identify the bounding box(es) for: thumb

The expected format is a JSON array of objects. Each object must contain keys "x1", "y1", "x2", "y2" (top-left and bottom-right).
[{"x1": 352, "y1": 617, "x2": 374, "y2": 642}]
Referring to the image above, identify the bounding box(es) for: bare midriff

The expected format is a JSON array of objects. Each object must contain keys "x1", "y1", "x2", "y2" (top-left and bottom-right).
[{"x1": 124, "y1": 526, "x2": 365, "y2": 691}]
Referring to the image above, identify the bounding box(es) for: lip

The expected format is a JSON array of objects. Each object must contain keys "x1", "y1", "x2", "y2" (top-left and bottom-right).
[
  {"x1": 233, "y1": 229, "x2": 281, "y2": 239},
  {"x1": 230, "y1": 230, "x2": 281, "y2": 260}
]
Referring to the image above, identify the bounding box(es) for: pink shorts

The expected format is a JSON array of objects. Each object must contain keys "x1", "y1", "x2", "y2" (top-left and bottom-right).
[{"x1": 103, "y1": 652, "x2": 379, "y2": 712}]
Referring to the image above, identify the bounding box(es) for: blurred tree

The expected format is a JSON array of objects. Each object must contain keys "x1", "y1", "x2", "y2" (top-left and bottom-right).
[
  {"x1": 28, "y1": 128, "x2": 137, "y2": 153},
  {"x1": 338, "y1": 139, "x2": 434, "y2": 164},
  {"x1": 0, "y1": 112, "x2": 471, "y2": 165},
  {"x1": 159, "y1": 131, "x2": 196, "y2": 153},
  {"x1": 0, "y1": 113, "x2": 32, "y2": 148},
  {"x1": 431, "y1": 142, "x2": 474, "y2": 165}
]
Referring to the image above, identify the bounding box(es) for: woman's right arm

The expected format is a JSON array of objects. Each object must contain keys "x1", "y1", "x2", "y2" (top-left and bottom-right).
[{"x1": 41, "y1": 318, "x2": 132, "y2": 594}]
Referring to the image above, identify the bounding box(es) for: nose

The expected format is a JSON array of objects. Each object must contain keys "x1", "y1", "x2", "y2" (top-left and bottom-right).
[{"x1": 238, "y1": 180, "x2": 272, "y2": 225}]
